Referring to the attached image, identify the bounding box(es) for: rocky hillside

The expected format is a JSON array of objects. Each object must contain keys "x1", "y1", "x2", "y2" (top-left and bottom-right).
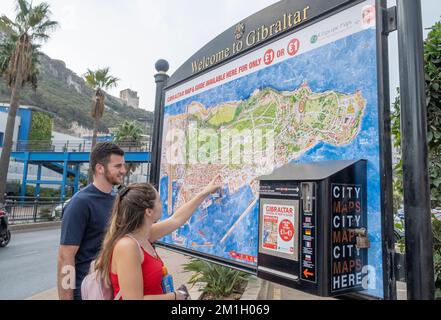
[{"x1": 0, "y1": 48, "x2": 153, "y2": 136}]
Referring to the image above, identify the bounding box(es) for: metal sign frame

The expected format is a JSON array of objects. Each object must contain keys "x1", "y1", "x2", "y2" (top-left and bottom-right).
[{"x1": 151, "y1": 0, "x2": 396, "y2": 299}]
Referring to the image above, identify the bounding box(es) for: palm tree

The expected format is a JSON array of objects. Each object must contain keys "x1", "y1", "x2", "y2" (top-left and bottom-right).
[
  {"x1": 114, "y1": 120, "x2": 144, "y2": 184},
  {"x1": 114, "y1": 120, "x2": 144, "y2": 145},
  {"x1": 0, "y1": 0, "x2": 58, "y2": 203},
  {"x1": 83, "y1": 67, "x2": 119, "y2": 182},
  {"x1": 84, "y1": 68, "x2": 119, "y2": 149}
]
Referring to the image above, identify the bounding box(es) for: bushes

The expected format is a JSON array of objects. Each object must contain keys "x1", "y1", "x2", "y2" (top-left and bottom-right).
[
  {"x1": 183, "y1": 259, "x2": 250, "y2": 300},
  {"x1": 390, "y1": 18, "x2": 441, "y2": 298}
]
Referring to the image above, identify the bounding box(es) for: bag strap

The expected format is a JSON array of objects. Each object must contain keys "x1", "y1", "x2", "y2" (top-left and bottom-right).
[
  {"x1": 114, "y1": 290, "x2": 122, "y2": 300},
  {"x1": 125, "y1": 234, "x2": 144, "y2": 262},
  {"x1": 111, "y1": 235, "x2": 144, "y2": 301}
]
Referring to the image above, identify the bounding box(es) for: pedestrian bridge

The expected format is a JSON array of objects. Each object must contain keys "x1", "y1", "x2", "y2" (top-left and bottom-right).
[{"x1": 10, "y1": 140, "x2": 151, "y2": 200}]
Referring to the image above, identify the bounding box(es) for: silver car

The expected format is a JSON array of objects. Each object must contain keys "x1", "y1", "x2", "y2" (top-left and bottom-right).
[{"x1": 51, "y1": 199, "x2": 71, "y2": 219}]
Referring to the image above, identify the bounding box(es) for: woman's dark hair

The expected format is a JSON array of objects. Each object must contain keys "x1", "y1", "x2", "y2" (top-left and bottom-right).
[{"x1": 90, "y1": 142, "x2": 125, "y2": 173}]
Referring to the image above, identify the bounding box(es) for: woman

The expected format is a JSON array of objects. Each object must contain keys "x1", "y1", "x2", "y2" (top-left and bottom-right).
[{"x1": 94, "y1": 176, "x2": 222, "y2": 300}]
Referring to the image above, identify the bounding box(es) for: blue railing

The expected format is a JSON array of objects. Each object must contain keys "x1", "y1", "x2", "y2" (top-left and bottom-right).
[{"x1": 13, "y1": 139, "x2": 152, "y2": 153}]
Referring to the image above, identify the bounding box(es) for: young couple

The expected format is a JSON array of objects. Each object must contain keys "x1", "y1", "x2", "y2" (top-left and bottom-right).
[{"x1": 57, "y1": 142, "x2": 221, "y2": 300}]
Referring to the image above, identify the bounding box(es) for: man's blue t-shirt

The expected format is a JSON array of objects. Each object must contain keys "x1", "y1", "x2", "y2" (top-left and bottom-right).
[{"x1": 60, "y1": 184, "x2": 115, "y2": 300}]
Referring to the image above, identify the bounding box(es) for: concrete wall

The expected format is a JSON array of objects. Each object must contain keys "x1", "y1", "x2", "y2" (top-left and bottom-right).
[{"x1": 0, "y1": 108, "x2": 21, "y2": 146}]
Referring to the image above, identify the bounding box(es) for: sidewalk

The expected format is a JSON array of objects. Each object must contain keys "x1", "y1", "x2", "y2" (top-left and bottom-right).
[
  {"x1": 29, "y1": 247, "x2": 400, "y2": 300},
  {"x1": 27, "y1": 247, "x2": 195, "y2": 300},
  {"x1": 27, "y1": 247, "x2": 330, "y2": 300},
  {"x1": 10, "y1": 221, "x2": 61, "y2": 233},
  {"x1": 257, "y1": 280, "x2": 335, "y2": 300}
]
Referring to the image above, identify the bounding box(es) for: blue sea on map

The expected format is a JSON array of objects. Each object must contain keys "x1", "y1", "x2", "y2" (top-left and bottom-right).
[{"x1": 160, "y1": 28, "x2": 383, "y2": 297}]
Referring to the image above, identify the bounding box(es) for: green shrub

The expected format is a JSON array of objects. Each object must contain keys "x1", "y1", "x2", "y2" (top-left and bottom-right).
[
  {"x1": 39, "y1": 208, "x2": 53, "y2": 221},
  {"x1": 183, "y1": 259, "x2": 250, "y2": 300}
]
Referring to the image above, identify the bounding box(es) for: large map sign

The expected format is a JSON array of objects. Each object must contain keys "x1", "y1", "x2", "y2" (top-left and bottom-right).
[{"x1": 159, "y1": 0, "x2": 384, "y2": 297}]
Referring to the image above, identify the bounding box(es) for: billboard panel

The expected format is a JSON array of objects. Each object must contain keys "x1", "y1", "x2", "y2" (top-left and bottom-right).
[{"x1": 159, "y1": 0, "x2": 383, "y2": 297}]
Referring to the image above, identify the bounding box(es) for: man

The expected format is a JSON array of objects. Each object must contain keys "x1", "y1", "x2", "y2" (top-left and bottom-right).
[{"x1": 57, "y1": 142, "x2": 127, "y2": 300}]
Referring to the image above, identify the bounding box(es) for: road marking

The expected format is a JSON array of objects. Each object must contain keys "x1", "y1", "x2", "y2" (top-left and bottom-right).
[{"x1": 13, "y1": 251, "x2": 40, "y2": 258}]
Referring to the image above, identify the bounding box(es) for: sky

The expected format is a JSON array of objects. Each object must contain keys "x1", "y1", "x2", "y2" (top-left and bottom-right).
[{"x1": 0, "y1": 0, "x2": 440, "y2": 112}]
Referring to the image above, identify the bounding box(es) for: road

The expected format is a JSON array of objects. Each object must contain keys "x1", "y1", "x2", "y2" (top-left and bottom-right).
[{"x1": 0, "y1": 227, "x2": 60, "y2": 300}]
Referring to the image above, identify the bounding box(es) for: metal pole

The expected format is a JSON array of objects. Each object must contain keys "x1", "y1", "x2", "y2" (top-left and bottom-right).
[
  {"x1": 36, "y1": 164, "x2": 42, "y2": 197},
  {"x1": 21, "y1": 159, "x2": 29, "y2": 200},
  {"x1": 150, "y1": 60, "x2": 169, "y2": 186},
  {"x1": 376, "y1": 0, "x2": 396, "y2": 300},
  {"x1": 74, "y1": 164, "x2": 80, "y2": 195},
  {"x1": 397, "y1": 0, "x2": 435, "y2": 300},
  {"x1": 61, "y1": 161, "x2": 69, "y2": 204}
]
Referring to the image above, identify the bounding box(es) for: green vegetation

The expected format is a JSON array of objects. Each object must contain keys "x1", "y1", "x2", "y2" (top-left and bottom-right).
[
  {"x1": 114, "y1": 120, "x2": 144, "y2": 184},
  {"x1": 83, "y1": 67, "x2": 119, "y2": 148},
  {"x1": 29, "y1": 111, "x2": 53, "y2": 141},
  {"x1": 0, "y1": 0, "x2": 58, "y2": 203},
  {"x1": 114, "y1": 120, "x2": 145, "y2": 143},
  {"x1": 391, "y1": 19, "x2": 441, "y2": 298},
  {"x1": 83, "y1": 67, "x2": 119, "y2": 181},
  {"x1": 232, "y1": 119, "x2": 253, "y2": 131},
  {"x1": 391, "y1": 21, "x2": 441, "y2": 209},
  {"x1": 183, "y1": 259, "x2": 250, "y2": 300},
  {"x1": 6, "y1": 180, "x2": 73, "y2": 198},
  {"x1": 0, "y1": 54, "x2": 153, "y2": 133},
  {"x1": 208, "y1": 104, "x2": 237, "y2": 127}
]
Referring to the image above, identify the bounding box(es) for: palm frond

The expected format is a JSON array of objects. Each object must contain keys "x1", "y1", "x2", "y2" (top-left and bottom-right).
[
  {"x1": 15, "y1": 0, "x2": 29, "y2": 16},
  {"x1": 34, "y1": 20, "x2": 58, "y2": 35},
  {"x1": 84, "y1": 69, "x2": 98, "y2": 89},
  {"x1": 0, "y1": 15, "x2": 19, "y2": 36},
  {"x1": 31, "y1": 32, "x2": 50, "y2": 42},
  {"x1": 15, "y1": 0, "x2": 30, "y2": 25},
  {"x1": 84, "y1": 67, "x2": 119, "y2": 90},
  {"x1": 104, "y1": 76, "x2": 119, "y2": 89},
  {"x1": 28, "y1": 2, "x2": 52, "y2": 29}
]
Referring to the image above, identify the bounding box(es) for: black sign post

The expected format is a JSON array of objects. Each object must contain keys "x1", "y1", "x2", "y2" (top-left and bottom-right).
[
  {"x1": 150, "y1": 60, "x2": 169, "y2": 186},
  {"x1": 376, "y1": 0, "x2": 396, "y2": 301},
  {"x1": 397, "y1": 0, "x2": 435, "y2": 300}
]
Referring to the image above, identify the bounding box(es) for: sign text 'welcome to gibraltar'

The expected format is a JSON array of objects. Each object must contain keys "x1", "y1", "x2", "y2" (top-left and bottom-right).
[{"x1": 191, "y1": 5, "x2": 311, "y2": 74}]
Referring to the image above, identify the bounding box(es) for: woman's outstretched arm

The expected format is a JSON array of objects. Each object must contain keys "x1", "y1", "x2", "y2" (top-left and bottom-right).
[{"x1": 150, "y1": 175, "x2": 222, "y2": 242}]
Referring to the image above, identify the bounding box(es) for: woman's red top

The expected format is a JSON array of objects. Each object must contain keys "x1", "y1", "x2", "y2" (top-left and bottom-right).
[{"x1": 110, "y1": 238, "x2": 164, "y2": 299}]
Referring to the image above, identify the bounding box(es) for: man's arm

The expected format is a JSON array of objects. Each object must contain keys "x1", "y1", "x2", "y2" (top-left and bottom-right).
[
  {"x1": 58, "y1": 195, "x2": 89, "y2": 300},
  {"x1": 57, "y1": 245, "x2": 79, "y2": 300}
]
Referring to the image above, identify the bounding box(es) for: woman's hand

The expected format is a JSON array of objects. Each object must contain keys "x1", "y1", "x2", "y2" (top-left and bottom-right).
[{"x1": 200, "y1": 174, "x2": 223, "y2": 197}]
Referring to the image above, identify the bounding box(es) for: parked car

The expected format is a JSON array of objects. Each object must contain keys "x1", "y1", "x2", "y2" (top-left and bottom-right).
[
  {"x1": 51, "y1": 199, "x2": 71, "y2": 219},
  {"x1": 0, "y1": 206, "x2": 11, "y2": 248}
]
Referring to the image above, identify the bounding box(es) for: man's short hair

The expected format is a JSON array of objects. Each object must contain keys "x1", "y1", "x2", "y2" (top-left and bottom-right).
[{"x1": 90, "y1": 142, "x2": 125, "y2": 173}]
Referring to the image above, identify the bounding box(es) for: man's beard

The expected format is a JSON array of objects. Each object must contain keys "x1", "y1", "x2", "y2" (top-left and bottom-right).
[{"x1": 104, "y1": 166, "x2": 123, "y2": 186}]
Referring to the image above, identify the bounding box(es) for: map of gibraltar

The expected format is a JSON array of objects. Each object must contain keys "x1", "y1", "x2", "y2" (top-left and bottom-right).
[{"x1": 159, "y1": 27, "x2": 381, "y2": 270}]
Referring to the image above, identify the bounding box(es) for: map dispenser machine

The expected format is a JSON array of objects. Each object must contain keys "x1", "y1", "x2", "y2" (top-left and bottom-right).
[{"x1": 257, "y1": 160, "x2": 369, "y2": 297}]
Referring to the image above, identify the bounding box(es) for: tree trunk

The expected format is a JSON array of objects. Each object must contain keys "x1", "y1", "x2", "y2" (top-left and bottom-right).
[
  {"x1": 88, "y1": 116, "x2": 99, "y2": 183},
  {"x1": 0, "y1": 56, "x2": 24, "y2": 204}
]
